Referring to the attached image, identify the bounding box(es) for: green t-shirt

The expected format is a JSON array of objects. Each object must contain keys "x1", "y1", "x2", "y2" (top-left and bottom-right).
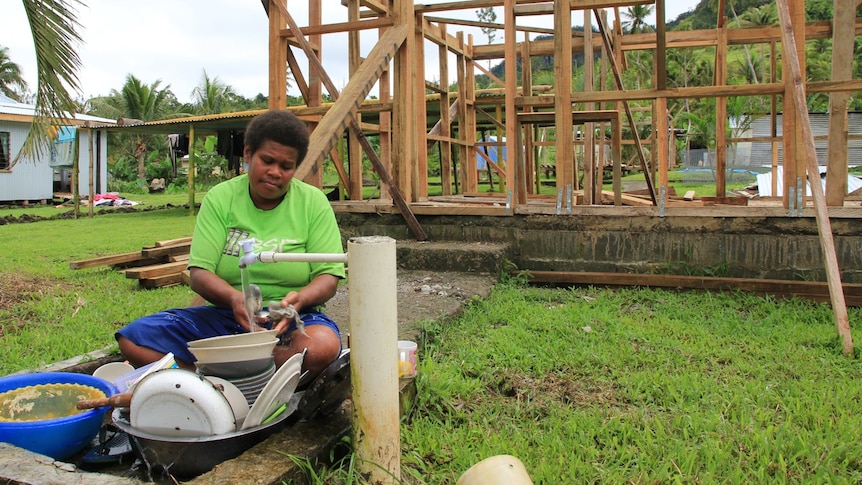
[{"x1": 188, "y1": 174, "x2": 345, "y2": 303}]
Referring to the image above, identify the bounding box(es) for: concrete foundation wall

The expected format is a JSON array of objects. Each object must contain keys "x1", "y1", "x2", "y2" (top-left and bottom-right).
[{"x1": 336, "y1": 213, "x2": 862, "y2": 284}]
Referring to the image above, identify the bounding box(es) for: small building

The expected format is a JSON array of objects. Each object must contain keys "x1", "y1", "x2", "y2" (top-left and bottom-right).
[{"x1": 0, "y1": 93, "x2": 115, "y2": 203}]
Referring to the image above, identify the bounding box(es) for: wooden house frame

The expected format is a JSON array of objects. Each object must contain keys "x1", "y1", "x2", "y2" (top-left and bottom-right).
[{"x1": 262, "y1": 0, "x2": 862, "y2": 224}]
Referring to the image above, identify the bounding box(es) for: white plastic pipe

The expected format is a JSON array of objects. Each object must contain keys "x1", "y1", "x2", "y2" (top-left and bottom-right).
[
  {"x1": 237, "y1": 236, "x2": 400, "y2": 480},
  {"x1": 347, "y1": 236, "x2": 400, "y2": 483},
  {"x1": 257, "y1": 251, "x2": 348, "y2": 263}
]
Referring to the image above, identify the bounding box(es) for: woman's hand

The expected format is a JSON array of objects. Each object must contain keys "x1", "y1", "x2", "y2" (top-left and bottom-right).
[
  {"x1": 229, "y1": 290, "x2": 257, "y2": 332},
  {"x1": 190, "y1": 266, "x2": 261, "y2": 333}
]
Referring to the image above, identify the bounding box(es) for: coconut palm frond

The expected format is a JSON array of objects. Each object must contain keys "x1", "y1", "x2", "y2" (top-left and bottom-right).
[{"x1": 16, "y1": 0, "x2": 85, "y2": 163}]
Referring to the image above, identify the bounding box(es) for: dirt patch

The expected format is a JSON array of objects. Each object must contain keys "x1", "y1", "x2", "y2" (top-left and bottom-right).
[
  {"x1": 324, "y1": 269, "x2": 498, "y2": 343},
  {"x1": 0, "y1": 273, "x2": 77, "y2": 338}
]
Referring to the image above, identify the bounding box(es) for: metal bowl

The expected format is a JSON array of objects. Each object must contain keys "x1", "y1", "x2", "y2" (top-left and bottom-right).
[{"x1": 112, "y1": 393, "x2": 298, "y2": 480}]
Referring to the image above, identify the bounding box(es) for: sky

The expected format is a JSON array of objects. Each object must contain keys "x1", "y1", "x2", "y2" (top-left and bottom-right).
[{"x1": 1, "y1": 1, "x2": 700, "y2": 105}]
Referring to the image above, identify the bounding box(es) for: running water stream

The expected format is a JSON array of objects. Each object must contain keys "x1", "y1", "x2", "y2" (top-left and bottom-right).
[{"x1": 240, "y1": 266, "x2": 261, "y2": 332}]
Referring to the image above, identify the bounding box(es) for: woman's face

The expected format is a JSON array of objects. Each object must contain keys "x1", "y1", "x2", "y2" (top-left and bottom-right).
[{"x1": 244, "y1": 140, "x2": 299, "y2": 210}]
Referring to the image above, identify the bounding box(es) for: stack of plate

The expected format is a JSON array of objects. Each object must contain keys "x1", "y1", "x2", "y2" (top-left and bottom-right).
[
  {"x1": 189, "y1": 330, "x2": 279, "y2": 379},
  {"x1": 225, "y1": 362, "x2": 276, "y2": 406}
]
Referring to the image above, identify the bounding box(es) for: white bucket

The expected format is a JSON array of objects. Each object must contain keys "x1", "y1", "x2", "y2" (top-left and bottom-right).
[{"x1": 456, "y1": 454, "x2": 534, "y2": 485}]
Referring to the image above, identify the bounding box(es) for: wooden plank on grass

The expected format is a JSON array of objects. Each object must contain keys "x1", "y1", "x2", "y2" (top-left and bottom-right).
[
  {"x1": 139, "y1": 273, "x2": 184, "y2": 289},
  {"x1": 180, "y1": 269, "x2": 191, "y2": 286},
  {"x1": 141, "y1": 242, "x2": 191, "y2": 259},
  {"x1": 124, "y1": 261, "x2": 188, "y2": 280},
  {"x1": 70, "y1": 251, "x2": 146, "y2": 270},
  {"x1": 521, "y1": 270, "x2": 862, "y2": 306},
  {"x1": 154, "y1": 237, "x2": 192, "y2": 247}
]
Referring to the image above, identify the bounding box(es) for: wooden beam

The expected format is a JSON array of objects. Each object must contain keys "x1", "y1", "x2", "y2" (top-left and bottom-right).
[
  {"x1": 415, "y1": 0, "x2": 650, "y2": 11},
  {"x1": 415, "y1": 8, "x2": 429, "y2": 200},
  {"x1": 554, "y1": 0, "x2": 575, "y2": 201},
  {"x1": 275, "y1": 4, "x2": 426, "y2": 241},
  {"x1": 826, "y1": 0, "x2": 854, "y2": 206},
  {"x1": 348, "y1": 0, "x2": 364, "y2": 201},
  {"x1": 777, "y1": 0, "x2": 853, "y2": 356},
  {"x1": 70, "y1": 251, "x2": 149, "y2": 270},
  {"x1": 339, "y1": 0, "x2": 389, "y2": 14},
  {"x1": 594, "y1": 9, "x2": 656, "y2": 205},
  {"x1": 280, "y1": 17, "x2": 393, "y2": 38},
  {"x1": 438, "y1": 24, "x2": 453, "y2": 196},
  {"x1": 521, "y1": 271, "x2": 862, "y2": 307},
  {"x1": 425, "y1": 14, "x2": 554, "y2": 35},
  {"x1": 715, "y1": 20, "x2": 728, "y2": 198},
  {"x1": 505, "y1": 0, "x2": 523, "y2": 205},
  {"x1": 268, "y1": 0, "x2": 287, "y2": 109},
  {"x1": 470, "y1": 19, "x2": 862, "y2": 60},
  {"x1": 123, "y1": 261, "x2": 188, "y2": 280},
  {"x1": 582, "y1": 9, "x2": 595, "y2": 205},
  {"x1": 141, "y1": 242, "x2": 191, "y2": 259},
  {"x1": 292, "y1": 24, "x2": 407, "y2": 179}
]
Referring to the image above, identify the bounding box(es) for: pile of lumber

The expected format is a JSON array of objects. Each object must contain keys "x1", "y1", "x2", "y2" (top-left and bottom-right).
[{"x1": 70, "y1": 237, "x2": 192, "y2": 289}]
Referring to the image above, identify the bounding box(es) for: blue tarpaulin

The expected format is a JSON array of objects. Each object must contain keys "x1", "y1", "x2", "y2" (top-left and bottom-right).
[
  {"x1": 477, "y1": 135, "x2": 505, "y2": 170},
  {"x1": 50, "y1": 126, "x2": 77, "y2": 167}
]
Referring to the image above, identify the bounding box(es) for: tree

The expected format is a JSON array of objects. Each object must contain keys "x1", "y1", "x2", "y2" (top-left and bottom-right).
[
  {"x1": 191, "y1": 70, "x2": 239, "y2": 115},
  {"x1": 0, "y1": 46, "x2": 29, "y2": 101},
  {"x1": 16, "y1": 0, "x2": 85, "y2": 164},
  {"x1": 622, "y1": 6, "x2": 655, "y2": 90},
  {"x1": 622, "y1": 5, "x2": 655, "y2": 34},
  {"x1": 476, "y1": 7, "x2": 497, "y2": 71},
  {"x1": 89, "y1": 74, "x2": 180, "y2": 182}
]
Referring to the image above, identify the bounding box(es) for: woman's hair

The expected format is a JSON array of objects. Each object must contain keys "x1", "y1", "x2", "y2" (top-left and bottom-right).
[{"x1": 244, "y1": 110, "x2": 310, "y2": 164}]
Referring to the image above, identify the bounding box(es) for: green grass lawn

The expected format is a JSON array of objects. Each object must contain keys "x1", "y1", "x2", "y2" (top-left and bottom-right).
[
  {"x1": 396, "y1": 282, "x2": 862, "y2": 484},
  {"x1": 2, "y1": 199, "x2": 860, "y2": 484}
]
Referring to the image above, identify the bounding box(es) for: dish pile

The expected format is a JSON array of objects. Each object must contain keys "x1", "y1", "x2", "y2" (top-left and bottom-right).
[
  {"x1": 189, "y1": 330, "x2": 280, "y2": 404},
  {"x1": 113, "y1": 352, "x2": 304, "y2": 480},
  {"x1": 129, "y1": 369, "x2": 242, "y2": 437}
]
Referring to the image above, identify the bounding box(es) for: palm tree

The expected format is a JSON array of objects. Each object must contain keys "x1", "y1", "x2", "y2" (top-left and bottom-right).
[
  {"x1": 0, "y1": 46, "x2": 29, "y2": 101},
  {"x1": 621, "y1": 6, "x2": 655, "y2": 90},
  {"x1": 17, "y1": 0, "x2": 85, "y2": 163},
  {"x1": 191, "y1": 70, "x2": 239, "y2": 115},
  {"x1": 89, "y1": 74, "x2": 178, "y2": 181},
  {"x1": 622, "y1": 5, "x2": 655, "y2": 34}
]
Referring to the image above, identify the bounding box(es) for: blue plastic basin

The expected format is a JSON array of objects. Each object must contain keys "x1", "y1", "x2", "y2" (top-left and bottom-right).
[{"x1": 0, "y1": 372, "x2": 118, "y2": 460}]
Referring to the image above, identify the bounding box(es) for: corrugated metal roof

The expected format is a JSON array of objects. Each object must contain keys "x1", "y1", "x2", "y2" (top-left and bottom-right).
[
  {"x1": 749, "y1": 113, "x2": 862, "y2": 167},
  {"x1": 104, "y1": 109, "x2": 267, "y2": 135},
  {"x1": 0, "y1": 93, "x2": 116, "y2": 125}
]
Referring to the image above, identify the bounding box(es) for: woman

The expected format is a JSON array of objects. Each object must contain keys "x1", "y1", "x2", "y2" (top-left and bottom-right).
[{"x1": 116, "y1": 110, "x2": 345, "y2": 376}]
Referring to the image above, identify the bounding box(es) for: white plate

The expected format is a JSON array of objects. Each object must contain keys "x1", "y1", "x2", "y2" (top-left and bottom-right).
[
  {"x1": 205, "y1": 376, "x2": 250, "y2": 426},
  {"x1": 188, "y1": 330, "x2": 278, "y2": 348},
  {"x1": 188, "y1": 339, "x2": 278, "y2": 364},
  {"x1": 131, "y1": 368, "x2": 236, "y2": 437},
  {"x1": 241, "y1": 352, "x2": 303, "y2": 430}
]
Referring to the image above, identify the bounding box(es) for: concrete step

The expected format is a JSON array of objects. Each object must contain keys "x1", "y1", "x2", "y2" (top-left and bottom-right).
[{"x1": 395, "y1": 241, "x2": 510, "y2": 274}]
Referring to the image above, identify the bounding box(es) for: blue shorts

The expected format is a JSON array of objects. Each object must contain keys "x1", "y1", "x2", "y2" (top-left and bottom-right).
[{"x1": 115, "y1": 306, "x2": 341, "y2": 365}]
